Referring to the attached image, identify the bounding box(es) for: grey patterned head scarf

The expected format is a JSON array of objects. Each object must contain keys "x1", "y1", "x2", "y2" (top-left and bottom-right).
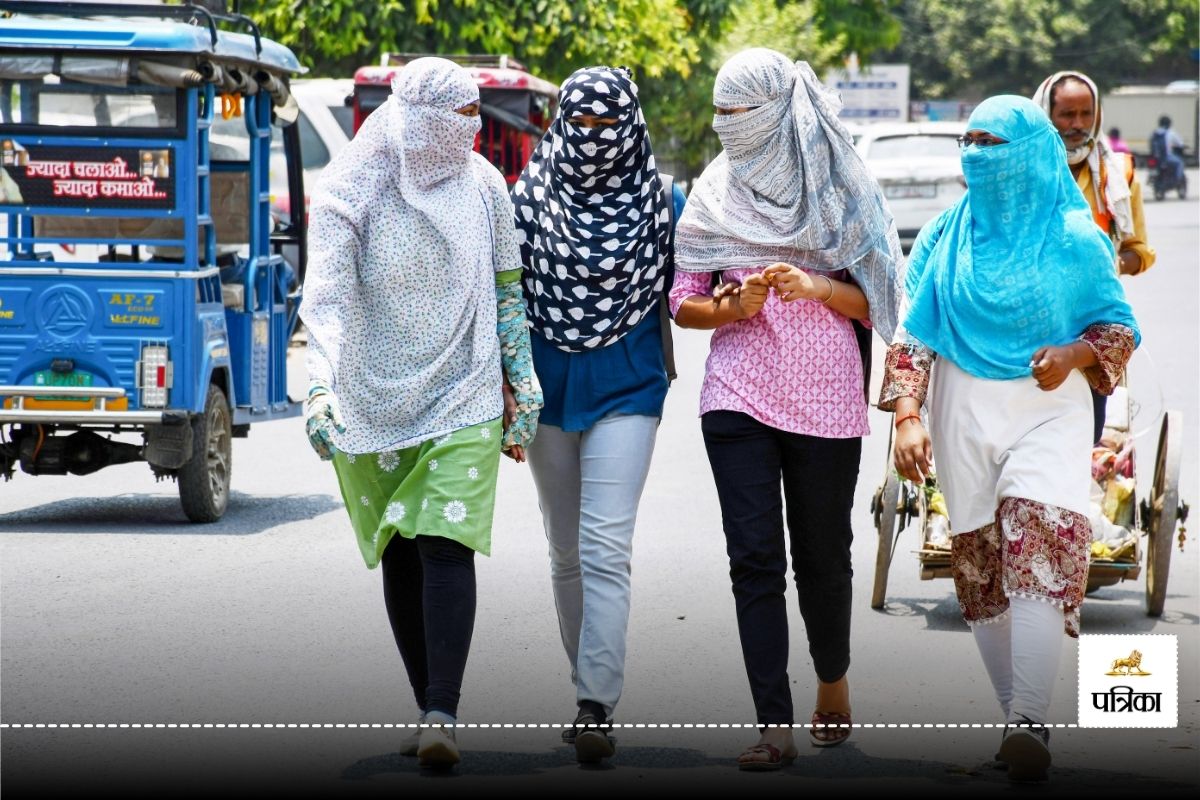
[{"x1": 675, "y1": 48, "x2": 904, "y2": 340}]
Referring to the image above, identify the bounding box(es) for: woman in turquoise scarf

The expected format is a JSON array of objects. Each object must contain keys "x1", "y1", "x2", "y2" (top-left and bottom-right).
[{"x1": 879, "y1": 95, "x2": 1139, "y2": 783}]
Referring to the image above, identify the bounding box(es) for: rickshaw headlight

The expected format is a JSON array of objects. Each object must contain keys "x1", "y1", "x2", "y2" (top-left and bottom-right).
[{"x1": 136, "y1": 344, "x2": 173, "y2": 408}]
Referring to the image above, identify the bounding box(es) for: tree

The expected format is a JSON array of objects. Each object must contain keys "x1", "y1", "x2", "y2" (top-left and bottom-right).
[
  {"x1": 642, "y1": 0, "x2": 851, "y2": 181},
  {"x1": 237, "y1": 0, "x2": 701, "y2": 81},
  {"x1": 232, "y1": 0, "x2": 903, "y2": 173},
  {"x1": 884, "y1": 0, "x2": 1200, "y2": 100}
]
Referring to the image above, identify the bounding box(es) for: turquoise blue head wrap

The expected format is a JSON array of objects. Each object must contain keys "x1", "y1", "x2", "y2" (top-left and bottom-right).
[{"x1": 902, "y1": 95, "x2": 1139, "y2": 379}]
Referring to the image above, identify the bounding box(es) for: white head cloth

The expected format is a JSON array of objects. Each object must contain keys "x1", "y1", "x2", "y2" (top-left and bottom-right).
[
  {"x1": 1033, "y1": 70, "x2": 1135, "y2": 242},
  {"x1": 301, "y1": 57, "x2": 513, "y2": 453}
]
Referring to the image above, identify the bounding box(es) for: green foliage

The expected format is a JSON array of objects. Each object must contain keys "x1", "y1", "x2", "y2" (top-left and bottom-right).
[
  {"x1": 811, "y1": 0, "x2": 902, "y2": 62},
  {"x1": 644, "y1": 0, "x2": 848, "y2": 181},
  {"x1": 885, "y1": 0, "x2": 1200, "y2": 100},
  {"x1": 231, "y1": 0, "x2": 901, "y2": 174},
  {"x1": 237, "y1": 0, "x2": 704, "y2": 82}
]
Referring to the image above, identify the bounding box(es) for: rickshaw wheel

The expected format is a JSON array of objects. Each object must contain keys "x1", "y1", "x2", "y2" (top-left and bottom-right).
[
  {"x1": 1145, "y1": 410, "x2": 1181, "y2": 617},
  {"x1": 179, "y1": 383, "x2": 233, "y2": 523},
  {"x1": 871, "y1": 469, "x2": 901, "y2": 609}
]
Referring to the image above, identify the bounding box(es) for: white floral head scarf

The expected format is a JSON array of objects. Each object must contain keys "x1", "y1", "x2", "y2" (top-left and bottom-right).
[
  {"x1": 301, "y1": 58, "x2": 507, "y2": 454},
  {"x1": 675, "y1": 48, "x2": 903, "y2": 340}
]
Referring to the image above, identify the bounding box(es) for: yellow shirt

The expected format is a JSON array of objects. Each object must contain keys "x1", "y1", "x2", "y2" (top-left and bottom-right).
[{"x1": 1074, "y1": 160, "x2": 1156, "y2": 274}]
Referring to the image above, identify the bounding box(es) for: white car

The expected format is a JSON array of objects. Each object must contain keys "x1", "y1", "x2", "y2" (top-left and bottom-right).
[
  {"x1": 271, "y1": 78, "x2": 354, "y2": 218},
  {"x1": 855, "y1": 121, "x2": 966, "y2": 249}
]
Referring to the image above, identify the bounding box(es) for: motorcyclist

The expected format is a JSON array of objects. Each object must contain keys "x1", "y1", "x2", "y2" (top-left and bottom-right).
[{"x1": 1150, "y1": 115, "x2": 1186, "y2": 186}]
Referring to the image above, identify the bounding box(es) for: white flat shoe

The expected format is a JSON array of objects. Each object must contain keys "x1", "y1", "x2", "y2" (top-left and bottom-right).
[
  {"x1": 417, "y1": 725, "x2": 461, "y2": 769},
  {"x1": 399, "y1": 728, "x2": 421, "y2": 757}
]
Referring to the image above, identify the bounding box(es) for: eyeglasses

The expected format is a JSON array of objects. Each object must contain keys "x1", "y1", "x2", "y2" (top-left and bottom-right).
[{"x1": 956, "y1": 134, "x2": 1007, "y2": 148}]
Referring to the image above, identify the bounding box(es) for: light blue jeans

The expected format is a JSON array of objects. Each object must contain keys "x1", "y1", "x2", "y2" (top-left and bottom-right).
[{"x1": 527, "y1": 413, "x2": 659, "y2": 719}]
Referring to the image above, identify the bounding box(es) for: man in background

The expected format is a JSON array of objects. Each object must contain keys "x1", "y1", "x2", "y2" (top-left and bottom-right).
[{"x1": 1033, "y1": 70, "x2": 1155, "y2": 446}]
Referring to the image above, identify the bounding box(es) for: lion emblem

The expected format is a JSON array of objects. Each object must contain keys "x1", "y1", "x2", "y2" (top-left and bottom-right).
[{"x1": 1106, "y1": 650, "x2": 1150, "y2": 676}]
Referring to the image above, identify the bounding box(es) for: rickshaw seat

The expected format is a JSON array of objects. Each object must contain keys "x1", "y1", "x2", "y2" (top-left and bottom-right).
[{"x1": 33, "y1": 170, "x2": 251, "y2": 250}]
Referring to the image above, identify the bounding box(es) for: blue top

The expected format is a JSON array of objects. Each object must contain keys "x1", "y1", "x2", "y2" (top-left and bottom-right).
[
  {"x1": 903, "y1": 96, "x2": 1139, "y2": 380},
  {"x1": 532, "y1": 183, "x2": 685, "y2": 431}
]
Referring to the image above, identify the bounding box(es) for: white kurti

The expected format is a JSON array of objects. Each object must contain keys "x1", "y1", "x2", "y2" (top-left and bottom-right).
[
  {"x1": 927, "y1": 358, "x2": 1093, "y2": 534},
  {"x1": 300, "y1": 81, "x2": 520, "y2": 455}
]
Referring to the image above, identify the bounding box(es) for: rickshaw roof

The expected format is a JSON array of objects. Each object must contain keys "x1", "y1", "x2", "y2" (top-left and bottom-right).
[
  {"x1": 354, "y1": 64, "x2": 558, "y2": 98},
  {"x1": 0, "y1": 13, "x2": 303, "y2": 76}
]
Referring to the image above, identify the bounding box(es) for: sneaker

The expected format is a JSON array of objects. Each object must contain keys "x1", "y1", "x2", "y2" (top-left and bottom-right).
[
  {"x1": 399, "y1": 728, "x2": 421, "y2": 757},
  {"x1": 417, "y1": 724, "x2": 461, "y2": 769},
  {"x1": 990, "y1": 725, "x2": 1009, "y2": 769},
  {"x1": 998, "y1": 717, "x2": 1051, "y2": 782},
  {"x1": 572, "y1": 711, "x2": 616, "y2": 764}
]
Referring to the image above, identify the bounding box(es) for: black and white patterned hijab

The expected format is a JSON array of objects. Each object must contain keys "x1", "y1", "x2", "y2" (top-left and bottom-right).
[{"x1": 513, "y1": 66, "x2": 670, "y2": 352}]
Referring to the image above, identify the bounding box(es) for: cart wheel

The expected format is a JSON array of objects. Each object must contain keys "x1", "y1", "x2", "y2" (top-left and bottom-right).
[
  {"x1": 179, "y1": 383, "x2": 232, "y2": 523},
  {"x1": 1145, "y1": 410, "x2": 1181, "y2": 617},
  {"x1": 871, "y1": 470, "x2": 901, "y2": 609}
]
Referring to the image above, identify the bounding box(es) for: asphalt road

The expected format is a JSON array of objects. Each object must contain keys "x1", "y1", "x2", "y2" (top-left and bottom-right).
[{"x1": 2, "y1": 171, "x2": 1197, "y2": 799}]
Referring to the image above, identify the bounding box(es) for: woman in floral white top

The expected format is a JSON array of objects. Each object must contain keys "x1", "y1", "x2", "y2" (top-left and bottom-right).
[{"x1": 298, "y1": 58, "x2": 541, "y2": 770}]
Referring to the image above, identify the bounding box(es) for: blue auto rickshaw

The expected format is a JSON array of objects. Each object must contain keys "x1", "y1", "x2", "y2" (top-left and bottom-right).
[{"x1": 0, "y1": 1, "x2": 307, "y2": 521}]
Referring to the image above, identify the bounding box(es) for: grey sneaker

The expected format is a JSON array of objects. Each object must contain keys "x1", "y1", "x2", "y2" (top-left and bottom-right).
[{"x1": 997, "y1": 718, "x2": 1051, "y2": 782}]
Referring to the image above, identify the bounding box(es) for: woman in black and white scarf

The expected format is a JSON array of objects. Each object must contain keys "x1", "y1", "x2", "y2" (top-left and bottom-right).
[{"x1": 511, "y1": 65, "x2": 681, "y2": 764}]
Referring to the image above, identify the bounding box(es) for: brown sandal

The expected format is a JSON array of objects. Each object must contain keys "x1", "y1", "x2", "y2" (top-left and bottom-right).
[
  {"x1": 810, "y1": 711, "x2": 852, "y2": 747},
  {"x1": 737, "y1": 742, "x2": 796, "y2": 771}
]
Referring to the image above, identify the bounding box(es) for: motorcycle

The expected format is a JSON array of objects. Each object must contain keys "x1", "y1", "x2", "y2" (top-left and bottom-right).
[{"x1": 1146, "y1": 143, "x2": 1188, "y2": 201}]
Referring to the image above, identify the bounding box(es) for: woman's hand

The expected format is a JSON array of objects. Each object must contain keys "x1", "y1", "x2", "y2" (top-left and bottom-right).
[
  {"x1": 734, "y1": 272, "x2": 771, "y2": 319},
  {"x1": 711, "y1": 280, "x2": 741, "y2": 302},
  {"x1": 893, "y1": 415, "x2": 932, "y2": 484},
  {"x1": 500, "y1": 381, "x2": 525, "y2": 462},
  {"x1": 762, "y1": 262, "x2": 821, "y2": 302},
  {"x1": 305, "y1": 383, "x2": 346, "y2": 461},
  {"x1": 1030, "y1": 343, "x2": 1093, "y2": 391},
  {"x1": 501, "y1": 381, "x2": 517, "y2": 430}
]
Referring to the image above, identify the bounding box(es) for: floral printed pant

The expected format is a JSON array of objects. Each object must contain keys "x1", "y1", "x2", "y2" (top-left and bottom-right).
[{"x1": 951, "y1": 497, "x2": 1091, "y2": 638}]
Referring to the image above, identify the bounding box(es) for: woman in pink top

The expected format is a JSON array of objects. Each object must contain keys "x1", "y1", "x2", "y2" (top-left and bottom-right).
[{"x1": 670, "y1": 48, "x2": 903, "y2": 771}]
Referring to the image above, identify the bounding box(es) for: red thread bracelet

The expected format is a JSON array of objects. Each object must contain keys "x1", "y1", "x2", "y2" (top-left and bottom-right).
[{"x1": 895, "y1": 413, "x2": 921, "y2": 429}]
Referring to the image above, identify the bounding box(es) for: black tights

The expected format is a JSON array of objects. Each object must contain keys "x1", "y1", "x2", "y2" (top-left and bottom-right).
[
  {"x1": 381, "y1": 534, "x2": 476, "y2": 718},
  {"x1": 701, "y1": 411, "x2": 860, "y2": 726}
]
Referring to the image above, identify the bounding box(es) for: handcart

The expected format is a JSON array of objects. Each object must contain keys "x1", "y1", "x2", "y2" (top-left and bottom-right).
[{"x1": 868, "y1": 379, "x2": 1189, "y2": 617}]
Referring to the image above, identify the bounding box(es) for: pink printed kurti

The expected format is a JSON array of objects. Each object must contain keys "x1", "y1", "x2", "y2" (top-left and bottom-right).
[{"x1": 669, "y1": 268, "x2": 868, "y2": 438}]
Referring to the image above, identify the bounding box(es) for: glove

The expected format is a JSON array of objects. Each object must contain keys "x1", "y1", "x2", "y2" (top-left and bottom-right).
[
  {"x1": 496, "y1": 277, "x2": 542, "y2": 452},
  {"x1": 305, "y1": 381, "x2": 346, "y2": 461}
]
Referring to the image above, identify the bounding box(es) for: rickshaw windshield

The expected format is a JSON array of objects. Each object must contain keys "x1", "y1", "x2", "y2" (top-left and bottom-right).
[{"x1": 0, "y1": 78, "x2": 180, "y2": 131}]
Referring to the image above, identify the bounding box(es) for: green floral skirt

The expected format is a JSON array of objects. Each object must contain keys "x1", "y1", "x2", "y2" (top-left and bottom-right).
[{"x1": 331, "y1": 417, "x2": 503, "y2": 567}]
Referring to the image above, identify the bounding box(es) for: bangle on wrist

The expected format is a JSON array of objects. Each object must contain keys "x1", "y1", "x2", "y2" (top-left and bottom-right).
[
  {"x1": 820, "y1": 275, "x2": 835, "y2": 304},
  {"x1": 895, "y1": 412, "x2": 921, "y2": 429}
]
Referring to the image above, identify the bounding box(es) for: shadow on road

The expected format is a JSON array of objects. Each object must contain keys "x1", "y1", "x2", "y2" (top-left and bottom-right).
[
  {"x1": 870, "y1": 594, "x2": 969, "y2": 632},
  {"x1": 874, "y1": 587, "x2": 1198, "y2": 632},
  {"x1": 1081, "y1": 584, "x2": 1200, "y2": 629},
  {"x1": 337, "y1": 739, "x2": 1199, "y2": 795},
  {"x1": 0, "y1": 491, "x2": 343, "y2": 535}
]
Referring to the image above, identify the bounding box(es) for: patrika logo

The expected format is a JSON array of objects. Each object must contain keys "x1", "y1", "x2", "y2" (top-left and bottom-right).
[
  {"x1": 1105, "y1": 650, "x2": 1149, "y2": 676},
  {"x1": 1079, "y1": 635, "x2": 1176, "y2": 728}
]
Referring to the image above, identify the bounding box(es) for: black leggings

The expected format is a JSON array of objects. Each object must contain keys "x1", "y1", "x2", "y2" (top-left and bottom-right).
[
  {"x1": 1091, "y1": 387, "x2": 1107, "y2": 445},
  {"x1": 701, "y1": 410, "x2": 861, "y2": 727},
  {"x1": 381, "y1": 534, "x2": 476, "y2": 718}
]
